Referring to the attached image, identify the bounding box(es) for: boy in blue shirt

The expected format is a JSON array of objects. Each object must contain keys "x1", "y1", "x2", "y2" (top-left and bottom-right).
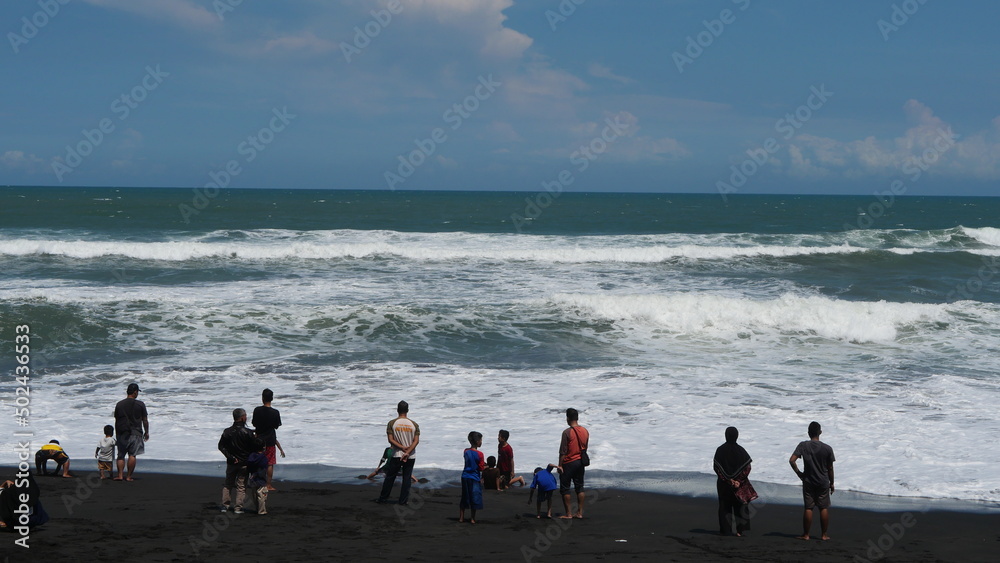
[
  {"x1": 527, "y1": 465, "x2": 559, "y2": 519},
  {"x1": 460, "y1": 431, "x2": 485, "y2": 524}
]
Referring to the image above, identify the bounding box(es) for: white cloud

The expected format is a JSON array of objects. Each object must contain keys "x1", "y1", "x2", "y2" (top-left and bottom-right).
[
  {"x1": 264, "y1": 32, "x2": 338, "y2": 54},
  {"x1": 489, "y1": 121, "x2": 522, "y2": 143},
  {"x1": 407, "y1": 0, "x2": 532, "y2": 60},
  {"x1": 120, "y1": 129, "x2": 143, "y2": 152},
  {"x1": 588, "y1": 63, "x2": 633, "y2": 85},
  {"x1": 1, "y1": 150, "x2": 45, "y2": 171},
  {"x1": 435, "y1": 154, "x2": 458, "y2": 168},
  {"x1": 83, "y1": 0, "x2": 218, "y2": 28},
  {"x1": 504, "y1": 58, "x2": 588, "y2": 118},
  {"x1": 783, "y1": 100, "x2": 1000, "y2": 180},
  {"x1": 564, "y1": 111, "x2": 691, "y2": 163}
]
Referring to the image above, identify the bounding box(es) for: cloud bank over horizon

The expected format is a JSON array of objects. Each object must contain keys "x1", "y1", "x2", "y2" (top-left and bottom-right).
[{"x1": 2, "y1": 0, "x2": 999, "y2": 195}]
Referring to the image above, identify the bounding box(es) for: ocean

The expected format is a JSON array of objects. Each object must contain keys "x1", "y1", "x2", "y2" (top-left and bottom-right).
[{"x1": 1, "y1": 187, "x2": 999, "y2": 505}]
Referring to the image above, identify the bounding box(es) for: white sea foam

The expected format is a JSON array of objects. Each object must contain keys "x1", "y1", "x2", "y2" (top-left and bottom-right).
[
  {"x1": 0, "y1": 228, "x2": 984, "y2": 263},
  {"x1": 8, "y1": 356, "x2": 999, "y2": 503},
  {"x1": 3, "y1": 227, "x2": 1000, "y2": 503},
  {"x1": 549, "y1": 293, "x2": 948, "y2": 343},
  {"x1": 962, "y1": 226, "x2": 1000, "y2": 247}
]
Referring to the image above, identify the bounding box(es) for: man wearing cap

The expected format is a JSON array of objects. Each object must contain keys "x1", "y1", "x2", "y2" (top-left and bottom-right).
[{"x1": 113, "y1": 383, "x2": 149, "y2": 481}]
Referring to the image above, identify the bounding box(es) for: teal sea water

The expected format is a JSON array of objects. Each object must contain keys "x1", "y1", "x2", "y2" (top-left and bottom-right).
[{"x1": 1, "y1": 187, "x2": 999, "y2": 504}]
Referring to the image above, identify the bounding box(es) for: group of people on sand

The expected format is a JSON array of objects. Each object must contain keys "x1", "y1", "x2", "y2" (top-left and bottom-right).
[
  {"x1": 714, "y1": 421, "x2": 836, "y2": 540},
  {"x1": 364, "y1": 400, "x2": 835, "y2": 539},
  {"x1": 370, "y1": 401, "x2": 590, "y2": 525},
  {"x1": 31, "y1": 382, "x2": 150, "y2": 482},
  {"x1": 2, "y1": 382, "x2": 152, "y2": 534},
  {"x1": 217, "y1": 388, "x2": 286, "y2": 515},
  {"x1": 15, "y1": 382, "x2": 836, "y2": 542}
]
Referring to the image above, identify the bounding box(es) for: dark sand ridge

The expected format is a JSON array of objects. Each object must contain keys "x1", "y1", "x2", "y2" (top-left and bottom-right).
[{"x1": 3, "y1": 470, "x2": 999, "y2": 562}]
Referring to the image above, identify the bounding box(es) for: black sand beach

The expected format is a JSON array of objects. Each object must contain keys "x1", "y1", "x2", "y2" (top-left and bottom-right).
[{"x1": 3, "y1": 470, "x2": 998, "y2": 562}]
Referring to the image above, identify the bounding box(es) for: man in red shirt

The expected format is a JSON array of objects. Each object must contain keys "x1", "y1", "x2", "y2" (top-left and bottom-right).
[
  {"x1": 497, "y1": 429, "x2": 525, "y2": 490},
  {"x1": 557, "y1": 408, "x2": 589, "y2": 519}
]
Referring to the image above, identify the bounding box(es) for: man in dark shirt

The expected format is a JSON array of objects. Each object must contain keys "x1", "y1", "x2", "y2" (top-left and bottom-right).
[
  {"x1": 218, "y1": 408, "x2": 257, "y2": 513},
  {"x1": 252, "y1": 388, "x2": 285, "y2": 491},
  {"x1": 113, "y1": 383, "x2": 149, "y2": 481},
  {"x1": 789, "y1": 421, "x2": 836, "y2": 540}
]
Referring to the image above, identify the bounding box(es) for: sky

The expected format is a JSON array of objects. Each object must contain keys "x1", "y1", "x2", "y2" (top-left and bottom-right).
[{"x1": 2, "y1": 0, "x2": 999, "y2": 195}]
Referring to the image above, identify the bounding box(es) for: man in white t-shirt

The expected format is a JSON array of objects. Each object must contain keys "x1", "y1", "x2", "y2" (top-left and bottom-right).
[{"x1": 376, "y1": 400, "x2": 420, "y2": 505}]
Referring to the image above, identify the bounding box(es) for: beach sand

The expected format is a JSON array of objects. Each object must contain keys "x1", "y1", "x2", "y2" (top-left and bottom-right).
[{"x1": 4, "y1": 471, "x2": 999, "y2": 562}]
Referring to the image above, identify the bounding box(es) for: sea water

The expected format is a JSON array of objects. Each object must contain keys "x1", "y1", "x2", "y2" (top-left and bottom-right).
[{"x1": 1, "y1": 188, "x2": 998, "y2": 504}]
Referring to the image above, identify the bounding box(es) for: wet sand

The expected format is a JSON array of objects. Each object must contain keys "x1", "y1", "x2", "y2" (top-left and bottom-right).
[{"x1": 3, "y1": 471, "x2": 999, "y2": 562}]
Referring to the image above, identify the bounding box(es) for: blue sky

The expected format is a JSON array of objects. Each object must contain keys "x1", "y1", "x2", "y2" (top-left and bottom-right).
[{"x1": 2, "y1": 0, "x2": 999, "y2": 194}]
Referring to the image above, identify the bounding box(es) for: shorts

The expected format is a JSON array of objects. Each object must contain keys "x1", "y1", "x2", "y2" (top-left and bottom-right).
[
  {"x1": 97, "y1": 460, "x2": 113, "y2": 472},
  {"x1": 459, "y1": 477, "x2": 483, "y2": 510},
  {"x1": 116, "y1": 434, "x2": 145, "y2": 459},
  {"x1": 559, "y1": 460, "x2": 585, "y2": 495},
  {"x1": 36, "y1": 450, "x2": 68, "y2": 476},
  {"x1": 499, "y1": 473, "x2": 510, "y2": 489},
  {"x1": 36, "y1": 450, "x2": 69, "y2": 465},
  {"x1": 535, "y1": 489, "x2": 554, "y2": 504},
  {"x1": 265, "y1": 445, "x2": 277, "y2": 465},
  {"x1": 803, "y1": 485, "x2": 831, "y2": 509}
]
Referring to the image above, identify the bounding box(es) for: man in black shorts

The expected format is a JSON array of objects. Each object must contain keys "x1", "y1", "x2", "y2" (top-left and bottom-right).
[
  {"x1": 113, "y1": 383, "x2": 149, "y2": 481},
  {"x1": 557, "y1": 408, "x2": 589, "y2": 519},
  {"x1": 789, "y1": 421, "x2": 836, "y2": 540}
]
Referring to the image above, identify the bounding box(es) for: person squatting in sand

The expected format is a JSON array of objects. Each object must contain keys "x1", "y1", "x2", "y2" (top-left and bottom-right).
[
  {"x1": 366, "y1": 446, "x2": 419, "y2": 484},
  {"x1": 527, "y1": 464, "x2": 559, "y2": 519},
  {"x1": 35, "y1": 440, "x2": 73, "y2": 478},
  {"x1": 483, "y1": 456, "x2": 501, "y2": 491}
]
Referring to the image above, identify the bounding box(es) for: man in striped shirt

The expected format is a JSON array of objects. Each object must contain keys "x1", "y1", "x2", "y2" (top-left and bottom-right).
[{"x1": 376, "y1": 400, "x2": 420, "y2": 505}]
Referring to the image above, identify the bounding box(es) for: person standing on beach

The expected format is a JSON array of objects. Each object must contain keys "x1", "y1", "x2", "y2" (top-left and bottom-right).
[
  {"x1": 557, "y1": 408, "x2": 589, "y2": 519},
  {"x1": 376, "y1": 400, "x2": 420, "y2": 505},
  {"x1": 459, "y1": 431, "x2": 486, "y2": 524},
  {"x1": 218, "y1": 408, "x2": 257, "y2": 514},
  {"x1": 113, "y1": 383, "x2": 149, "y2": 482},
  {"x1": 252, "y1": 388, "x2": 285, "y2": 491},
  {"x1": 713, "y1": 426, "x2": 757, "y2": 536},
  {"x1": 95, "y1": 425, "x2": 116, "y2": 480},
  {"x1": 789, "y1": 421, "x2": 836, "y2": 540}
]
